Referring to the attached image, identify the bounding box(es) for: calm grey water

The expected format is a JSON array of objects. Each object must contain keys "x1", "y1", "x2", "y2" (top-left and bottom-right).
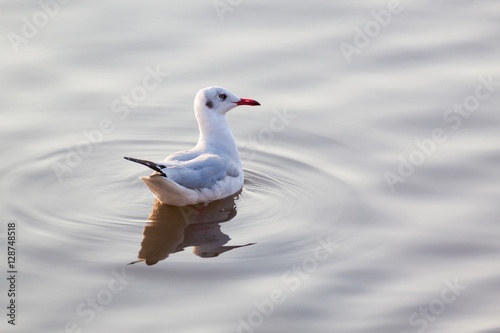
[{"x1": 1, "y1": 1, "x2": 499, "y2": 332}]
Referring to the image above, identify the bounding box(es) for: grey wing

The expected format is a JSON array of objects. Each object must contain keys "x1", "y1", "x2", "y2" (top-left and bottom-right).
[
  {"x1": 164, "y1": 154, "x2": 239, "y2": 190},
  {"x1": 165, "y1": 150, "x2": 202, "y2": 162}
]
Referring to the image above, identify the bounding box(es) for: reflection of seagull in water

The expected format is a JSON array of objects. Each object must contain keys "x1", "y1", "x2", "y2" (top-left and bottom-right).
[
  {"x1": 124, "y1": 86, "x2": 260, "y2": 206},
  {"x1": 129, "y1": 194, "x2": 255, "y2": 266}
]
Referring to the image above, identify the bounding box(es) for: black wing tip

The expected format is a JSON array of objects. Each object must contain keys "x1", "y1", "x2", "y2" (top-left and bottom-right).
[
  {"x1": 124, "y1": 156, "x2": 141, "y2": 163},
  {"x1": 124, "y1": 156, "x2": 167, "y2": 176}
]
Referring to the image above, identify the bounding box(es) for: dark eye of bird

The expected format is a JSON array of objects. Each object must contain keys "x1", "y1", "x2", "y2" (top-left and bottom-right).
[{"x1": 218, "y1": 93, "x2": 227, "y2": 100}]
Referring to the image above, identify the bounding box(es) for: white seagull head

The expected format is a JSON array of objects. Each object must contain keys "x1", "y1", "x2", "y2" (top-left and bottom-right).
[{"x1": 194, "y1": 86, "x2": 260, "y2": 115}]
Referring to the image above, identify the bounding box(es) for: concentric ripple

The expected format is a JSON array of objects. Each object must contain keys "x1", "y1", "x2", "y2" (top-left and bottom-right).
[{"x1": 3, "y1": 130, "x2": 371, "y2": 269}]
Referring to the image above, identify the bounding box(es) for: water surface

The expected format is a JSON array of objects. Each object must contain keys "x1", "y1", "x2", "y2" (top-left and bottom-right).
[{"x1": 1, "y1": 1, "x2": 499, "y2": 333}]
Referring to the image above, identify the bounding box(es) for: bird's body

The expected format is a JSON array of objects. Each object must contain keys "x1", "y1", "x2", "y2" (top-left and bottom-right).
[{"x1": 125, "y1": 87, "x2": 260, "y2": 206}]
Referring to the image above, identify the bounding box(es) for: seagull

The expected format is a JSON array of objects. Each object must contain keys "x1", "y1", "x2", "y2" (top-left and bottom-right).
[{"x1": 125, "y1": 86, "x2": 260, "y2": 206}]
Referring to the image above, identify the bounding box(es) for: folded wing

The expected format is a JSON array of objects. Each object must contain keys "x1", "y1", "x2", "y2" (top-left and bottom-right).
[{"x1": 163, "y1": 153, "x2": 240, "y2": 190}]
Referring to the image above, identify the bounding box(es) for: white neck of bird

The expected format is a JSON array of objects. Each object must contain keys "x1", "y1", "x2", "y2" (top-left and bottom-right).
[{"x1": 194, "y1": 110, "x2": 240, "y2": 160}]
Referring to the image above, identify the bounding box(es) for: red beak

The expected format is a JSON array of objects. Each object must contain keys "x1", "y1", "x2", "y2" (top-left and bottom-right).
[{"x1": 236, "y1": 98, "x2": 260, "y2": 106}]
